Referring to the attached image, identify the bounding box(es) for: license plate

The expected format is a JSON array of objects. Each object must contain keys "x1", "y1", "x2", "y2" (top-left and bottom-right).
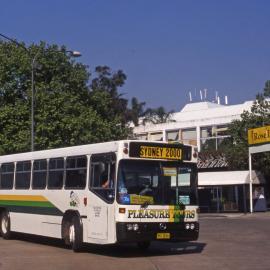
[{"x1": 156, "y1": 233, "x2": 170, "y2": 239}]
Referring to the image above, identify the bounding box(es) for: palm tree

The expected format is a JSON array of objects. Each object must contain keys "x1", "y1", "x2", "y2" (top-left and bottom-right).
[
  {"x1": 127, "y1": 97, "x2": 146, "y2": 126},
  {"x1": 143, "y1": 106, "x2": 175, "y2": 124}
]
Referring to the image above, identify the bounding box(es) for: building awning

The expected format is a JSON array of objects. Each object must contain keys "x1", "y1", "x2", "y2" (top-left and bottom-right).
[{"x1": 198, "y1": 170, "x2": 265, "y2": 186}]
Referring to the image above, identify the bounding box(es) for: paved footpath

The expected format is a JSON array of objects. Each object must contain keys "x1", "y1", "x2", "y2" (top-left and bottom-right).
[{"x1": 1, "y1": 213, "x2": 270, "y2": 270}]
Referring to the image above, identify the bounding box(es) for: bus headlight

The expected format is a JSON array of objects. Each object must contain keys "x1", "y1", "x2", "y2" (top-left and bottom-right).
[
  {"x1": 185, "y1": 223, "x2": 190, "y2": 230},
  {"x1": 190, "y1": 223, "x2": 195, "y2": 230},
  {"x1": 126, "y1": 223, "x2": 139, "y2": 231},
  {"x1": 133, "y1": 224, "x2": 139, "y2": 231},
  {"x1": 126, "y1": 224, "x2": 133, "y2": 231}
]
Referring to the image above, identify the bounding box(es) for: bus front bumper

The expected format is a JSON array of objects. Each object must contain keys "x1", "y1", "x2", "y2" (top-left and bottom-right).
[{"x1": 116, "y1": 222, "x2": 199, "y2": 243}]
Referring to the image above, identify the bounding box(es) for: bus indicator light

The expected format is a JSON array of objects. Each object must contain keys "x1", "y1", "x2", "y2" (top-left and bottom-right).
[
  {"x1": 123, "y1": 143, "x2": 129, "y2": 155},
  {"x1": 119, "y1": 208, "x2": 126, "y2": 214},
  {"x1": 83, "y1": 197, "x2": 87, "y2": 206},
  {"x1": 193, "y1": 148, "x2": 198, "y2": 158}
]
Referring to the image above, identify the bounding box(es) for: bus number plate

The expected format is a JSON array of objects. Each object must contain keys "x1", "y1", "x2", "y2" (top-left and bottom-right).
[{"x1": 156, "y1": 233, "x2": 170, "y2": 239}]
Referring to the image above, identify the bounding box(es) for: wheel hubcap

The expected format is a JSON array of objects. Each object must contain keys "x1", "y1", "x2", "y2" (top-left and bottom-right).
[
  {"x1": 69, "y1": 224, "x2": 75, "y2": 244},
  {"x1": 1, "y1": 216, "x2": 8, "y2": 234}
]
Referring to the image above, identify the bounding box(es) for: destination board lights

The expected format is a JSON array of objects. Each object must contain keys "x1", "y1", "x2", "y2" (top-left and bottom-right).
[
  {"x1": 129, "y1": 142, "x2": 192, "y2": 161},
  {"x1": 139, "y1": 145, "x2": 182, "y2": 160}
]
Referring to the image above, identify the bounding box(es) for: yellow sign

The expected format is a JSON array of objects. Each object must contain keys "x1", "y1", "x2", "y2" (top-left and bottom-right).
[
  {"x1": 130, "y1": 195, "x2": 154, "y2": 205},
  {"x1": 139, "y1": 146, "x2": 182, "y2": 160},
  {"x1": 163, "y1": 167, "x2": 177, "y2": 176},
  {"x1": 248, "y1": 126, "x2": 270, "y2": 145},
  {"x1": 157, "y1": 233, "x2": 170, "y2": 239}
]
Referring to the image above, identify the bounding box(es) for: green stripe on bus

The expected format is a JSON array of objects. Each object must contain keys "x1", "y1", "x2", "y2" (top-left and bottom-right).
[
  {"x1": 174, "y1": 205, "x2": 185, "y2": 222},
  {"x1": 2, "y1": 205, "x2": 63, "y2": 216},
  {"x1": 0, "y1": 200, "x2": 54, "y2": 208}
]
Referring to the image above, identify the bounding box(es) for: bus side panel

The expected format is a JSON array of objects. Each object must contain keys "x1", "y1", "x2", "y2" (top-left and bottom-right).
[
  {"x1": 10, "y1": 212, "x2": 62, "y2": 238},
  {"x1": 85, "y1": 193, "x2": 116, "y2": 245}
]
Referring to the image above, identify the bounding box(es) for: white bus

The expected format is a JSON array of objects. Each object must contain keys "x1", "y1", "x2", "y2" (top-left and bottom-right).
[{"x1": 0, "y1": 140, "x2": 199, "y2": 251}]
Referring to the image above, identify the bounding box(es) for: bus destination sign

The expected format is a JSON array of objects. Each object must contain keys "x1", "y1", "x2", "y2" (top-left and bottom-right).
[
  {"x1": 129, "y1": 142, "x2": 191, "y2": 161},
  {"x1": 140, "y1": 145, "x2": 182, "y2": 160}
]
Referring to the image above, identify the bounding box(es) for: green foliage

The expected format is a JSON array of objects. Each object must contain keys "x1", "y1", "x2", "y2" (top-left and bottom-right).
[
  {"x1": 0, "y1": 41, "x2": 130, "y2": 154},
  {"x1": 90, "y1": 66, "x2": 128, "y2": 126},
  {"x1": 126, "y1": 97, "x2": 146, "y2": 127},
  {"x1": 143, "y1": 106, "x2": 175, "y2": 124},
  {"x1": 225, "y1": 80, "x2": 270, "y2": 177}
]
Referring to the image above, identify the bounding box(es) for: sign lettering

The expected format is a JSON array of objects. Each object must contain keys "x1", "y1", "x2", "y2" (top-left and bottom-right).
[
  {"x1": 248, "y1": 126, "x2": 270, "y2": 145},
  {"x1": 139, "y1": 146, "x2": 182, "y2": 160}
]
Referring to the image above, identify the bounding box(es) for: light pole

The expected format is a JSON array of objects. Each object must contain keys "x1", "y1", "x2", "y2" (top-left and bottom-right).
[{"x1": 0, "y1": 33, "x2": 81, "y2": 151}]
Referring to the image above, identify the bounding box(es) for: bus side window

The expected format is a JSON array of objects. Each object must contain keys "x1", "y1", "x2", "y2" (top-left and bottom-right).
[
  {"x1": 90, "y1": 153, "x2": 116, "y2": 203},
  {"x1": 0, "y1": 163, "x2": 14, "y2": 190},
  {"x1": 32, "y1": 159, "x2": 47, "y2": 189},
  {"x1": 65, "y1": 155, "x2": 87, "y2": 189},
  {"x1": 48, "y1": 158, "x2": 64, "y2": 189},
  {"x1": 15, "y1": 161, "x2": 31, "y2": 189}
]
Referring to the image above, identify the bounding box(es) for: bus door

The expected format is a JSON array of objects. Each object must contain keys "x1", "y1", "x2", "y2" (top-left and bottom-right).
[{"x1": 88, "y1": 153, "x2": 116, "y2": 241}]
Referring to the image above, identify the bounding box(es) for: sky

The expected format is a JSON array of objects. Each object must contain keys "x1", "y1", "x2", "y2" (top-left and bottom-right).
[{"x1": 1, "y1": 0, "x2": 270, "y2": 111}]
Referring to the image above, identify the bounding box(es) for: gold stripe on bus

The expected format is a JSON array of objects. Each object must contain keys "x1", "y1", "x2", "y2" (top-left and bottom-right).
[
  {"x1": 169, "y1": 206, "x2": 175, "y2": 222},
  {"x1": 0, "y1": 195, "x2": 48, "y2": 202}
]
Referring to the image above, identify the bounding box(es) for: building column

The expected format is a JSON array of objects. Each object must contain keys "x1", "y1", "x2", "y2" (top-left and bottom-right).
[
  {"x1": 196, "y1": 126, "x2": 201, "y2": 151},
  {"x1": 243, "y1": 184, "x2": 247, "y2": 213},
  {"x1": 162, "y1": 130, "x2": 166, "y2": 142}
]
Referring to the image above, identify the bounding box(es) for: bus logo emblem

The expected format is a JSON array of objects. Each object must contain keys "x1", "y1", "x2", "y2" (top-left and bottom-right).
[{"x1": 159, "y1": 223, "x2": 167, "y2": 230}]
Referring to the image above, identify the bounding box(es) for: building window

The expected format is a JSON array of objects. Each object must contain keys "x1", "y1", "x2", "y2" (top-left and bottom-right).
[
  {"x1": 149, "y1": 132, "x2": 163, "y2": 141},
  {"x1": 180, "y1": 128, "x2": 197, "y2": 146},
  {"x1": 200, "y1": 125, "x2": 230, "y2": 151},
  {"x1": 166, "y1": 130, "x2": 179, "y2": 142},
  {"x1": 136, "y1": 133, "x2": 148, "y2": 140}
]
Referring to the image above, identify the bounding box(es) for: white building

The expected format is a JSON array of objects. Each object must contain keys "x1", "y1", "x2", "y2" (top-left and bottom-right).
[
  {"x1": 133, "y1": 100, "x2": 253, "y2": 150},
  {"x1": 133, "y1": 101, "x2": 267, "y2": 213}
]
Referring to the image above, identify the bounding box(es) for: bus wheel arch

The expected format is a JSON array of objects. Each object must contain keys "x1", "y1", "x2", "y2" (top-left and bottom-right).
[
  {"x1": 0, "y1": 210, "x2": 12, "y2": 239},
  {"x1": 62, "y1": 210, "x2": 83, "y2": 252}
]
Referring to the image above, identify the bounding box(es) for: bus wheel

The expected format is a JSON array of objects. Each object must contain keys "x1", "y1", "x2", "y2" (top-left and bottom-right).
[
  {"x1": 66, "y1": 216, "x2": 83, "y2": 252},
  {"x1": 0, "y1": 211, "x2": 12, "y2": 239},
  {"x1": 137, "y1": 241, "x2": 151, "y2": 250}
]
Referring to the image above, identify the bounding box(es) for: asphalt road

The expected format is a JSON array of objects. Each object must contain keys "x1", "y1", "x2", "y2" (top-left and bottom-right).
[{"x1": 1, "y1": 213, "x2": 270, "y2": 270}]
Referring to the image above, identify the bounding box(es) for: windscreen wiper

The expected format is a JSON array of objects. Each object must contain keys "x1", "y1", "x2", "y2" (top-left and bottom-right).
[{"x1": 141, "y1": 200, "x2": 150, "y2": 209}]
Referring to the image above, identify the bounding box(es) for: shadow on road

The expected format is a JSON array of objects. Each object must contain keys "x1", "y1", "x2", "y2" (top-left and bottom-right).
[
  {"x1": 9, "y1": 232, "x2": 206, "y2": 258},
  {"x1": 11, "y1": 233, "x2": 66, "y2": 248},
  {"x1": 82, "y1": 241, "x2": 206, "y2": 258}
]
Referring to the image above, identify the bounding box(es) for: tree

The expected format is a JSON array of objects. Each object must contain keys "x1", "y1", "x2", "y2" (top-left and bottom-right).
[
  {"x1": 89, "y1": 66, "x2": 130, "y2": 138},
  {"x1": 143, "y1": 106, "x2": 175, "y2": 124},
  {"x1": 224, "y1": 80, "x2": 270, "y2": 190},
  {"x1": 0, "y1": 41, "x2": 131, "y2": 154},
  {"x1": 126, "y1": 97, "x2": 146, "y2": 126}
]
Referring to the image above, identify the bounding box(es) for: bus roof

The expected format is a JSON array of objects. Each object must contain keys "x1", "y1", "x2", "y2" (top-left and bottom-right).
[{"x1": 0, "y1": 140, "x2": 190, "y2": 163}]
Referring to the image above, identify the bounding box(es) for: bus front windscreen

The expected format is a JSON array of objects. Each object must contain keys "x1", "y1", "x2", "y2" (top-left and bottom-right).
[{"x1": 117, "y1": 160, "x2": 197, "y2": 206}]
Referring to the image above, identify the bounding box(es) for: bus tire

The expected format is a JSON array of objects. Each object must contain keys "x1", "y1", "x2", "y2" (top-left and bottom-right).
[
  {"x1": 65, "y1": 216, "x2": 83, "y2": 252},
  {"x1": 137, "y1": 241, "x2": 151, "y2": 250},
  {"x1": 0, "y1": 211, "x2": 12, "y2": 239}
]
